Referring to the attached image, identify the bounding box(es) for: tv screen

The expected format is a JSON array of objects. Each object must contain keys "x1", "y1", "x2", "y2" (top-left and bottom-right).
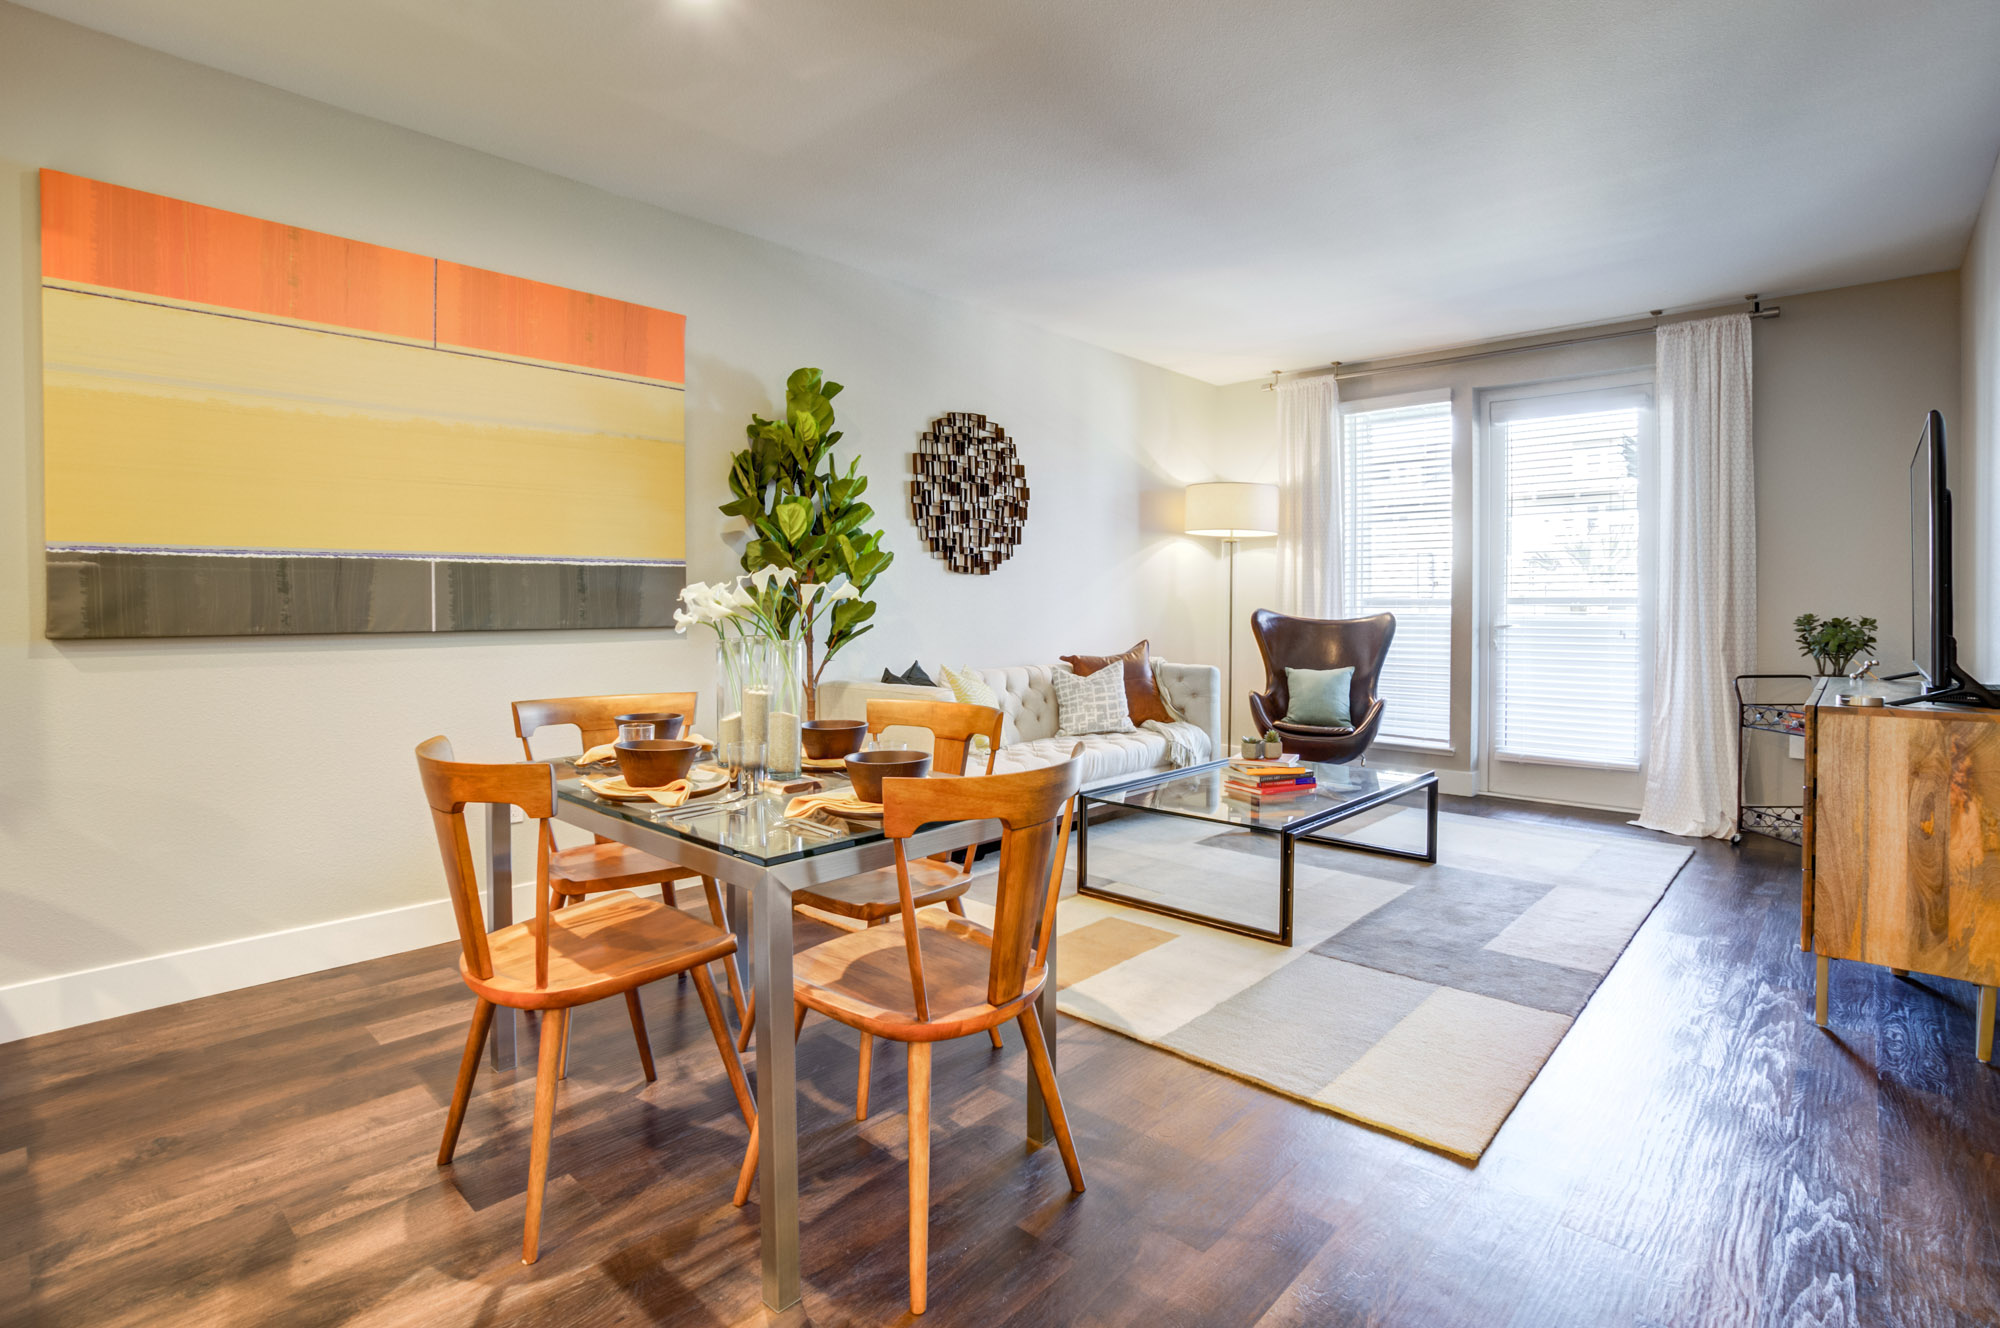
[{"x1": 1912, "y1": 418, "x2": 1939, "y2": 684}]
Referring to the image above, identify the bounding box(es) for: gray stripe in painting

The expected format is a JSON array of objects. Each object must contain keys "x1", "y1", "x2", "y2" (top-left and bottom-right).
[{"x1": 45, "y1": 549, "x2": 684, "y2": 639}]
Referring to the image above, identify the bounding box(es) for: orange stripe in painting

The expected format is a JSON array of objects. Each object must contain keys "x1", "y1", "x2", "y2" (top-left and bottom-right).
[
  {"x1": 436, "y1": 261, "x2": 685, "y2": 384},
  {"x1": 39, "y1": 169, "x2": 434, "y2": 342}
]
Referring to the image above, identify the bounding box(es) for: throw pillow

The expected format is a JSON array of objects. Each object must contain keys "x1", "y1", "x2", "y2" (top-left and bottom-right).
[
  {"x1": 938, "y1": 665, "x2": 998, "y2": 761},
  {"x1": 880, "y1": 660, "x2": 938, "y2": 687},
  {"x1": 1059, "y1": 639, "x2": 1175, "y2": 725},
  {"x1": 1285, "y1": 665, "x2": 1354, "y2": 728},
  {"x1": 1052, "y1": 663, "x2": 1136, "y2": 736}
]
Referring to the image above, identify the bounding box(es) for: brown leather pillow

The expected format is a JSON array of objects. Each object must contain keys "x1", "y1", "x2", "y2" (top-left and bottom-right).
[{"x1": 1060, "y1": 640, "x2": 1176, "y2": 726}]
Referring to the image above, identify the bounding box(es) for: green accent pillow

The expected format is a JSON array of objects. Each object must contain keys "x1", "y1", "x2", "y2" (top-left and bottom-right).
[{"x1": 1285, "y1": 666, "x2": 1354, "y2": 728}]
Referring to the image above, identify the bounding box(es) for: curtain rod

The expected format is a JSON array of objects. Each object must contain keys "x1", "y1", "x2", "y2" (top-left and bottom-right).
[{"x1": 1263, "y1": 297, "x2": 1781, "y2": 390}]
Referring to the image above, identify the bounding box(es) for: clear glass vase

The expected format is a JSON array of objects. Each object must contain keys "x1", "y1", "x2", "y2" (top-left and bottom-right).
[{"x1": 715, "y1": 635, "x2": 806, "y2": 778}]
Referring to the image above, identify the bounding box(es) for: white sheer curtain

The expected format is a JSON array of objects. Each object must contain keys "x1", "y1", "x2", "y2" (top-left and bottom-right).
[
  {"x1": 1638, "y1": 313, "x2": 1756, "y2": 838},
  {"x1": 1276, "y1": 374, "x2": 1343, "y2": 619}
]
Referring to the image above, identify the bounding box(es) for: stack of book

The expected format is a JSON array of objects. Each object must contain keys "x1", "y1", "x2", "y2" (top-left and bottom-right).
[{"x1": 1223, "y1": 760, "x2": 1317, "y2": 803}]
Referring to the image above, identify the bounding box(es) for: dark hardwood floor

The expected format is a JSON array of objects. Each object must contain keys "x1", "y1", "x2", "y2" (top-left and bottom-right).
[{"x1": 4, "y1": 797, "x2": 1997, "y2": 1327}]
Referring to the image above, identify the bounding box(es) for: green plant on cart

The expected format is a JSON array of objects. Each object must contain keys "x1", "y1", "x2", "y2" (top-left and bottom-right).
[{"x1": 1793, "y1": 613, "x2": 1878, "y2": 676}]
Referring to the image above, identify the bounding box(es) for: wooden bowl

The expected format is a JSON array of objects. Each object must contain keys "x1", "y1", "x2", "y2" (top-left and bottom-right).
[
  {"x1": 843, "y1": 749, "x2": 931, "y2": 803},
  {"x1": 614, "y1": 711, "x2": 685, "y2": 740},
  {"x1": 614, "y1": 739, "x2": 699, "y2": 788},
  {"x1": 801, "y1": 718, "x2": 868, "y2": 761}
]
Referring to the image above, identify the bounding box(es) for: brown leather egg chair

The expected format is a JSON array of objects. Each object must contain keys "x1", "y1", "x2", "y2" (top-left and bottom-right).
[{"x1": 1246, "y1": 609, "x2": 1395, "y2": 764}]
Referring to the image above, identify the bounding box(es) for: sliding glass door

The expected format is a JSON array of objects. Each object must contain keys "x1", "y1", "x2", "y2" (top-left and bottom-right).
[{"x1": 1480, "y1": 379, "x2": 1654, "y2": 808}]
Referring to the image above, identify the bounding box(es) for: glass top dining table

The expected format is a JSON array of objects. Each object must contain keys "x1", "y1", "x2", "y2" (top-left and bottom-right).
[{"x1": 476, "y1": 759, "x2": 1061, "y2": 1313}]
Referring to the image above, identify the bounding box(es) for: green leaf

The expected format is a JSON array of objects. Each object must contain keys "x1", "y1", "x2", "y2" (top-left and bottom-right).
[{"x1": 775, "y1": 498, "x2": 811, "y2": 543}]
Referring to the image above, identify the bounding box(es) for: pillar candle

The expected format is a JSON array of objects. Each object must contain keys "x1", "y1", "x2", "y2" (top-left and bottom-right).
[{"x1": 769, "y1": 711, "x2": 801, "y2": 775}]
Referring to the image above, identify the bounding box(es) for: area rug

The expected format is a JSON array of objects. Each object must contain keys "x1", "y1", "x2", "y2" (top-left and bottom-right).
[{"x1": 966, "y1": 806, "x2": 1692, "y2": 1161}]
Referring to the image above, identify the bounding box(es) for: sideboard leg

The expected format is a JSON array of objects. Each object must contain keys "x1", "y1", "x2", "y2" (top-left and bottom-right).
[
  {"x1": 1814, "y1": 954, "x2": 1830, "y2": 1028},
  {"x1": 1978, "y1": 986, "x2": 1995, "y2": 1064}
]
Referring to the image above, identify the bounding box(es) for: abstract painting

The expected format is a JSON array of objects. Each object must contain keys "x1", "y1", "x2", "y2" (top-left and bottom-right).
[{"x1": 38, "y1": 170, "x2": 687, "y2": 637}]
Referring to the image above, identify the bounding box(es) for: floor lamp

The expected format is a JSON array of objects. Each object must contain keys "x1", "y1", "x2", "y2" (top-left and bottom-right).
[{"x1": 1185, "y1": 482, "x2": 1278, "y2": 742}]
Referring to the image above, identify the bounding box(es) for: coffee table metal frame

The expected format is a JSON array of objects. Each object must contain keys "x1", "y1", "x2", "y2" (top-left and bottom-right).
[{"x1": 1075, "y1": 759, "x2": 1439, "y2": 946}]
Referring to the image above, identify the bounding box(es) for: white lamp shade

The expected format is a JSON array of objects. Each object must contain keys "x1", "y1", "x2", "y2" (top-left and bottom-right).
[{"x1": 1184, "y1": 481, "x2": 1278, "y2": 538}]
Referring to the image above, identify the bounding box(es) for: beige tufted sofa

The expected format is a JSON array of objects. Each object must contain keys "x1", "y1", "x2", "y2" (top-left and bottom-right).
[{"x1": 816, "y1": 659, "x2": 1220, "y2": 790}]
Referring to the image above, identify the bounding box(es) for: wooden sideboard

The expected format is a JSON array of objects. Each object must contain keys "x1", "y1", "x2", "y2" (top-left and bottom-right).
[{"x1": 1802, "y1": 676, "x2": 1999, "y2": 1060}]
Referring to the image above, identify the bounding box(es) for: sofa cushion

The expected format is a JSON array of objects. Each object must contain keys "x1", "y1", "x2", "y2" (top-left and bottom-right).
[
  {"x1": 1274, "y1": 719, "x2": 1355, "y2": 738},
  {"x1": 990, "y1": 726, "x2": 1213, "y2": 788},
  {"x1": 968, "y1": 666, "x2": 1061, "y2": 746}
]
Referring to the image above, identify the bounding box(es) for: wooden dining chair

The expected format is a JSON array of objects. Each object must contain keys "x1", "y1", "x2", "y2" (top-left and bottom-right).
[
  {"x1": 417, "y1": 736, "x2": 755, "y2": 1264},
  {"x1": 736, "y1": 752, "x2": 1087, "y2": 1315},
  {"x1": 741, "y1": 698, "x2": 1008, "y2": 1120},
  {"x1": 512, "y1": 693, "x2": 748, "y2": 1037}
]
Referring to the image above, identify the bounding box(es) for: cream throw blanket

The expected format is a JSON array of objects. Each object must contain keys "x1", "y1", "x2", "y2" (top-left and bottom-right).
[{"x1": 1142, "y1": 718, "x2": 1208, "y2": 769}]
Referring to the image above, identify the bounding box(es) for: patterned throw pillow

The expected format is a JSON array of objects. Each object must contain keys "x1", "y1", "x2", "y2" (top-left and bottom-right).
[
  {"x1": 939, "y1": 665, "x2": 998, "y2": 760},
  {"x1": 1052, "y1": 663, "x2": 1136, "y2": 736},
  {"x1": 1060, "y1": 640, "x2": 1176, "y2": 725}
]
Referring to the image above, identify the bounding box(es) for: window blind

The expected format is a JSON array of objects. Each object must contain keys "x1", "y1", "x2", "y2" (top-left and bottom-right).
[
  {"x1": 1492, "y1": 403, "x2": 1644, "y2": 766},
  {"x1": 1341, "y1": 398, "x2": 1453, "y2": 746}
]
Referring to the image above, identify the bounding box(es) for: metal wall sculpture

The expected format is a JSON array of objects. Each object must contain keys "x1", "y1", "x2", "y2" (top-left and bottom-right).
[
  {"x1": 38, "y1": 170, "x2": 687, "y2": 638},
  {"x1": 909, "y1": 412, "x2": 1029, "y2": 575}
]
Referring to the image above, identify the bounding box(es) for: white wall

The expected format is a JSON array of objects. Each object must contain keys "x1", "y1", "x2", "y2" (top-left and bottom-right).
[
  {"x1": 1752, "y1": 274, "x2": 1960, "y2": 676},
  {"x1": 0, "y1": 4, "x2": 1224, "y2": 1033},
  {"x1": 1962, "y1": 151, "x2": 2000, "y2": 678}
]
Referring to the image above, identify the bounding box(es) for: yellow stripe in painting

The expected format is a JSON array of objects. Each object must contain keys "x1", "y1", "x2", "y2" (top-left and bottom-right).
[{"x1": 42, "y1": 288, "x2": 686, "y2": 562}]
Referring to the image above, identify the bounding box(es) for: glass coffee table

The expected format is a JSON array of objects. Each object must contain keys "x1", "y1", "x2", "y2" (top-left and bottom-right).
[{"x1": 1075, "y1": 759, "x2": 1438, "y2": 946}]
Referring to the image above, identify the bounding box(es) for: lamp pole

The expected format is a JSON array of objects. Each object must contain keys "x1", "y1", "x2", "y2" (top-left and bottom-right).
[
  {"x1": 1183, "y1": 481, "x2": 1278, "y2": 752},
  {"x1": 1223, "y1": 535, "x2": 1238, "y2": 743}
]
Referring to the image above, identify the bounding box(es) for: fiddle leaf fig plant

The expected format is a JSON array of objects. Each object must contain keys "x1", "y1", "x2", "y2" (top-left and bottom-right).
[
  {"x1": 719, "y1": 368, "x2": 893, "y2": 715},
  {"x1": 1793, "y1": 613, "x2": 1878, "y2": 677}
]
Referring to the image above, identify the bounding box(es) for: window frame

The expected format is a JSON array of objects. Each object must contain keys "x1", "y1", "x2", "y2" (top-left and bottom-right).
[
  {"x1": 1476, "y1": 371, "x2": 1658, "y2": 779},
  {"x1": 1336, "y1": 387, "x2": 1456, "y2": 753}
]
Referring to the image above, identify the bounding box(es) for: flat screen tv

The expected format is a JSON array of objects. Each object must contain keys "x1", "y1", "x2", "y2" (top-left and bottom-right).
[{"x1": 1906, "y1": 410, "x2": 1997, "y2": 707}]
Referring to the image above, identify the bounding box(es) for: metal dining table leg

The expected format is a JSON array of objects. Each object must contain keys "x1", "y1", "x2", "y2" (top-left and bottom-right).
[
  {"x1": 486, "y1": 803, "x2": 517, "y2": 1071},
  {"x1": 754, "y1": 871, "x2": 802, "y2": 1312}
]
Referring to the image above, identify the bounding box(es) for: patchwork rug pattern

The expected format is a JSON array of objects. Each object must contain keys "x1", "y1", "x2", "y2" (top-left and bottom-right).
[{"x1": 970, "y1": 807, "x2": 1691, "y2": 1160}]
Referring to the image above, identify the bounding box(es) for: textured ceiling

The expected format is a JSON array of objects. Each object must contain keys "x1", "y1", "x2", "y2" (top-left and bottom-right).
[{"x1": 20, "y1": 0, "x2": 2000, "y2": 383}]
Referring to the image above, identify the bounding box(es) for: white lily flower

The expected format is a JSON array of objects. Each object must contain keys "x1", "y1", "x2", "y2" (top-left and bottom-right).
[
  {"x1": 749, "y1": 565, "x2": 778, "y2": 593},
  {"x1": 826, "y1": 582, "x2": 862, "y2": 604}
]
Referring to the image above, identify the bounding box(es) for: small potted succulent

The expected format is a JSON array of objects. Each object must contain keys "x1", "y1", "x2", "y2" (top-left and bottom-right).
[
  {"x1": 1240, "y1": 729, "x2": 1285, "y2": 760},
  {"x1": 1793, "y1": 613, "x2": 1878, "y2": 676}
]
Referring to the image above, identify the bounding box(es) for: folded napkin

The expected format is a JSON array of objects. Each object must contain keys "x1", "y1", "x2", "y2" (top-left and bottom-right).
[
  {"x1": 783, "y1": 791, "x2": 882, "y2": 826},
  {"x1": 580, "y1": 732, "x2": 713, "y2": 766},
  {"x1": 582, "y1": 774, "x2": 697, "y2": 807}
]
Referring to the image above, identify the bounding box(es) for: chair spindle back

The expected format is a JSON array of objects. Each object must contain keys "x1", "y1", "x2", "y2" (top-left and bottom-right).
[
  {"x1": 882, "y1": 751, "x2": 1084, "y2": 1012},
  {"x1": 865, "y1": 698, "x2": 1005, "y2": 776},
  {"x1": 415, "y1": 736, "x2": 558, "y2": 987},
  {"x1": 511, "y1": 692, "x2": 700, "y2": 758}
]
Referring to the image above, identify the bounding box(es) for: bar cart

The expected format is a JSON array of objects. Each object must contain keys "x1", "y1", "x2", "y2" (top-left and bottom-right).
[{"x1": 1733, "y1": 673, "x2": 1813, "y2": 845}]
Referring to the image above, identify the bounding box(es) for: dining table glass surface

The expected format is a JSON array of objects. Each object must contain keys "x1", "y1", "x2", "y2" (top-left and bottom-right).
[{"x1": 553, "y1": 760, "x2": 889, "y2": 866}]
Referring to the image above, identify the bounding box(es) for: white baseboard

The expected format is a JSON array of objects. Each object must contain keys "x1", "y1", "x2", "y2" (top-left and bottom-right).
[{"x1": 0, "y1": 880, "x2": 545, "y2": 1045}]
